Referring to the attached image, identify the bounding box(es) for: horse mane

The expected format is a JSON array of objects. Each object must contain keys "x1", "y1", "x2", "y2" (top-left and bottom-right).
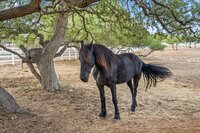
[{"x1": 92, "y1": 44, "x2": 115, "y2": 70}]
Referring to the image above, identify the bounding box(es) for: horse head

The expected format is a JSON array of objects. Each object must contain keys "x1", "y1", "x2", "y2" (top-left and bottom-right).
[{"x1": 79, "y1": 41, "x2": 95, "y2": 82}]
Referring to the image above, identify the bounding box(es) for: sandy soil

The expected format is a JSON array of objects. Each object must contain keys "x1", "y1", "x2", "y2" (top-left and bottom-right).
[{"x1": 0, "y1": 47, "x2": 200, "y2": 133}]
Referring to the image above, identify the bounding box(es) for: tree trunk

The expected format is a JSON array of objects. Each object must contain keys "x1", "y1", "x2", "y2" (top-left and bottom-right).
[
  {"x1": 35, "y1": 12, "x2": 68, "y2": 91},
  {"x1": 171, "y1": 44, "x2": 174, "y2": 50},
  {"x1": 37, "y1": 59, "x2": 60, "y2": 91},
  {"x1": 175, "y1": 43, "x2": 178, "y2": 50},
  {"x1": 1, "y1": 0, "x2": 100, "y2": 92},
  {"x1": 0, "y1": 86, "x2": 22, "y2": 113}
]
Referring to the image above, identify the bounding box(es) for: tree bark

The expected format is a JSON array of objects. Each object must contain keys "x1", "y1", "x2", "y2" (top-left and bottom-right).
[
  {"x1": 0, "y1": 0, "x2": 41, "y2": 21},
  {"x1": 37, "y1": 59, "x2": 60, "y2": 91},
  {"x1": 0, "y1": 86, "x2": 22, "y2": 113},
  {"x1": 36, "y1": 11, "x2": 68, "y2": 91},
  {"x1": 175, "y1": 43, "x2": 178, "y2": 50},
  {"x1": 171, "y1": 44, "x2": 174, "y2": 50}
]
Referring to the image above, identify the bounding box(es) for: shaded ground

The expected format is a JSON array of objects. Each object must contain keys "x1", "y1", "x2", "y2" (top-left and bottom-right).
[{"x1": 0, "y1": 47, "x2": 200, "y2": 133}]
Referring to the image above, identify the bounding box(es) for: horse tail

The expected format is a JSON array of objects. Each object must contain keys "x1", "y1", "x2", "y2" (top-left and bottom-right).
[{"x1": 142, "y1": 62, "x2": 172, "y2": 90}]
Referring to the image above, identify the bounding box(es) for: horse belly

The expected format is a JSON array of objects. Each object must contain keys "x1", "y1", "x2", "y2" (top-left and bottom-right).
[{"x1": 116, "y1": 65, "x2": 134, "y2": 84}]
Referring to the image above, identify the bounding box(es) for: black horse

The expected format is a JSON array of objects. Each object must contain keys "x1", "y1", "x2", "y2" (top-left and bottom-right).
[{"x1": 79, "y1": 41, "x2": 172, "y2": 120}]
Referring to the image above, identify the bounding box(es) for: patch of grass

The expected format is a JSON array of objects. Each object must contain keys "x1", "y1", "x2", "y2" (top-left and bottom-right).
[
  {"x1": 19, "y1": 84, "x2": 42, "y2": 93},
  {"x1": 60, "y1": 83, "x2": 74, "y2": 91}
]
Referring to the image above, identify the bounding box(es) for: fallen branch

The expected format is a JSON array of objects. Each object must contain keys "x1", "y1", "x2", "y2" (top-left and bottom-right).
[{"x1": 138, "y1": 50, "x2": 155, "y2": 57}]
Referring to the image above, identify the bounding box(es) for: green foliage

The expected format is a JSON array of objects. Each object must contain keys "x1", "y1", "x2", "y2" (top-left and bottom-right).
[
  {"x1": 64, "y1": 0, "x2": 165, "y2": 50},
  {"x1": 1, "y1": 0, "x2": 198, "y2": 51},
  {"x1": 0, "y1": 14, "x2": 38, "y2": 47},
  {"x1": 132, "y1": 35, "x2": 165, "y2": 50},
  {"x1": 146, "y1": 36, "x2": 166, "y2": 50}
]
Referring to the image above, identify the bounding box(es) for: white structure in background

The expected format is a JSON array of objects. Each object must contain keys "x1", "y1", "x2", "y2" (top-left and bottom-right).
[
  {"x1": 178, "y1": 42, "x2": 200, "y2": 47},
  {"x1": 0, "y1": 45, "x2": 144, "y2": 65},
  {"x1": 2, "y1": 42, "x2": 198, "y2": 65},
  {"x1": 56, "y1": 47, "x2": 79, "y2": 60},
  {"x1": 0, "y1": 46, "x2": 79, "y2": 65},
  {"x1": 111, "y1": 47, "x2": 147, "y2": 54},
  {"x1": 0, "y1": 48, "x2": 23, "y2": 65}
]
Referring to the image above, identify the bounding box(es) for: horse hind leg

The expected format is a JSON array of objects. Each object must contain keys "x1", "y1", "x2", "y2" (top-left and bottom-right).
[
  {"x1": 127, "y1": 75, "x2": 141, "y2": 112},
  {"x1": 127, "y1": 80, "x2": 136, "y2": 112}
]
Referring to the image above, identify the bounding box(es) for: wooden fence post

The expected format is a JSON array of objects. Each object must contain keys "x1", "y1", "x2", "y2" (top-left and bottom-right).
[
  {"x1": 75, "y1": 48, "x2": 77, "y2": 59},
  {"x1": 68, "y1": 49, "x2": 71, "y2": 60},
  {"x1": 61, "y1": 54, "x2": 64, "y2": 60},
  {"x1": 11, "y1": 54, "x2": 15, "y2": 65}
]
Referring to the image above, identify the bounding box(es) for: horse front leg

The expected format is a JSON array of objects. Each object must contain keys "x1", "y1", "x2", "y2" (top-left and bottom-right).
[
  {"x1": 110, "y1": 84, "x2": 120, "y2": 120},
  {"x1": 97, "y1": 83, "x2": 107, "y2": 118}
]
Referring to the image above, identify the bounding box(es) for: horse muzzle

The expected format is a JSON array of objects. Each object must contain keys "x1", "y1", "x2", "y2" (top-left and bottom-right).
[{"x1": 80, "y1": 75, "x2": 89, "y2": 82}]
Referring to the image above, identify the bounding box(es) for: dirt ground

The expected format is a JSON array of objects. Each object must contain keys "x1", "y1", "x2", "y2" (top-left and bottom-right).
[{"x1": 0, "y1": 47, "x2": 200, "y2": 133}]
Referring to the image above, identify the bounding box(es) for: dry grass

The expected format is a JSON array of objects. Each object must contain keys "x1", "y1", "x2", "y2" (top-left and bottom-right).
[{"x1": 0, "y1": 47, "x2": 200, "y2": 133}]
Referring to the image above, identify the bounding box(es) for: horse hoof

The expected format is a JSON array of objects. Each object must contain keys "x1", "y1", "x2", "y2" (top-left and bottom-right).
[
  {"x1": 99, "y1": 113, "x2": 107, "y2": 118},
  {"x1": 114, "y1": 115, "x2": 120, "y2": 120},
  {"x1": 131, "y1": 109, "x2": 136, "y2": 112},
  {"x1": 113, "y1": 119, "x2": 120, "y2": 123},
  {"x1": 131, "y1": 107, "x2": 136, "y2": 112}
]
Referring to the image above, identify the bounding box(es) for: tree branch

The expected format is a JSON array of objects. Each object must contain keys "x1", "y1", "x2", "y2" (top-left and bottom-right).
[
  {"x1": 76, "y1": 11, "x2": 96, "y2": 40},
  {"x1": 138, "y1": 50, "x2": 155, "y2": 57},
  {"x1": 54, "y1": 45, "x2": 68, "y2": 58},
  {"x1": 19, "y1": 45, "x2": 42, "y2": 83},
  {"x1": 152, "y1": 0, "x2": 197, "y2": 26},
  {"x1": 0, "y1": 0, "x2": 42, "y2": 21},
  {"x1": 0, "y1": 44, "x2": 26, "y2": 60},
  {"x1": 19, "y1": 45, "x2": 29, "y2": 57},
  {"x1": 26, "y1": 63, "x2": 42, "y2": 84},
  {"x1": 64, "y1": 0, "x2": 100, "y2": 8},
  {"x1": 32, "y1": 29, "x2": 45, "y2": 47},
  {"x1": 134, "y1": 0, "x2": 199, "y2": 36}
]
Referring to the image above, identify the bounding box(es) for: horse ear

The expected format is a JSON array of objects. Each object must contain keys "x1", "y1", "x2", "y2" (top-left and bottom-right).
[
  {"x1": 90, "y1": 40, "x2": 93, "y2": 45},
  {"x1": 80, "y1": 40, "x2": 84, "y2": 48},
  {"x1": 88, "y1": 44, "x2": 93, "y2": 51}
]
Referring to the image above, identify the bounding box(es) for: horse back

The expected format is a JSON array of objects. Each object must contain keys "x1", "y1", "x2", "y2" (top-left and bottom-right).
[{"x1": 115, "y1": 53, "x2": 143, "y2": 83}]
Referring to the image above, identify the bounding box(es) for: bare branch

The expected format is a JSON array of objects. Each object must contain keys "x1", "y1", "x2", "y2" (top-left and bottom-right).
[
  {"x1": 32, "y1": 13, "x2": 43, "y2": 26},
  {"x1": 76, "y1": 11, "x2": 96, "y2": 41},
  {"x1": 73, "y1": 28, "x2": 84, "y2": 39},
  {"x1": 0, "y1": 44, "x2": 26, "y2": 60},
  {"x1": 54, "y1": 45, "x2": 68, "y2": 58},
  {"x1": 138, "y1": 50, "x2": 155, "y2": 57},
  {"x1": 134, "y1": 0, "x2": 195, "y2": 34},
  {"x1": 26, "y1": 63, "x2": 42, "y2": 83},
  {"x1": 0, "y1": 0, "x2": 42, "y2": 21},
  {"x1": 54, "y1": 39, "x2": 82, "y2": 57},
  {"x1": 64, "y1": 0, "x2": 100, "y2": 8},
  {"x1": 19, "y1": 45, "x2": 29, "y2": 57},
  {"x1": 41, "y1": 9, "x2": 71, "y2": 15},
  {"x1": 19, "y1": 44, "x2": 42, "y2": 82},
  {"x1": 31, "y1": 29, "x2": 45, "y2": 47},
  {"x1": 152, "y1": 0, "x2": 197, "y2": 26}
]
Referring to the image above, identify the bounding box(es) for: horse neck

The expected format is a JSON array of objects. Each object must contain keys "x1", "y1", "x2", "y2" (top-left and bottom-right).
[{"x1": 93, "y1": 45, "x2": 115, "y2": 71}]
